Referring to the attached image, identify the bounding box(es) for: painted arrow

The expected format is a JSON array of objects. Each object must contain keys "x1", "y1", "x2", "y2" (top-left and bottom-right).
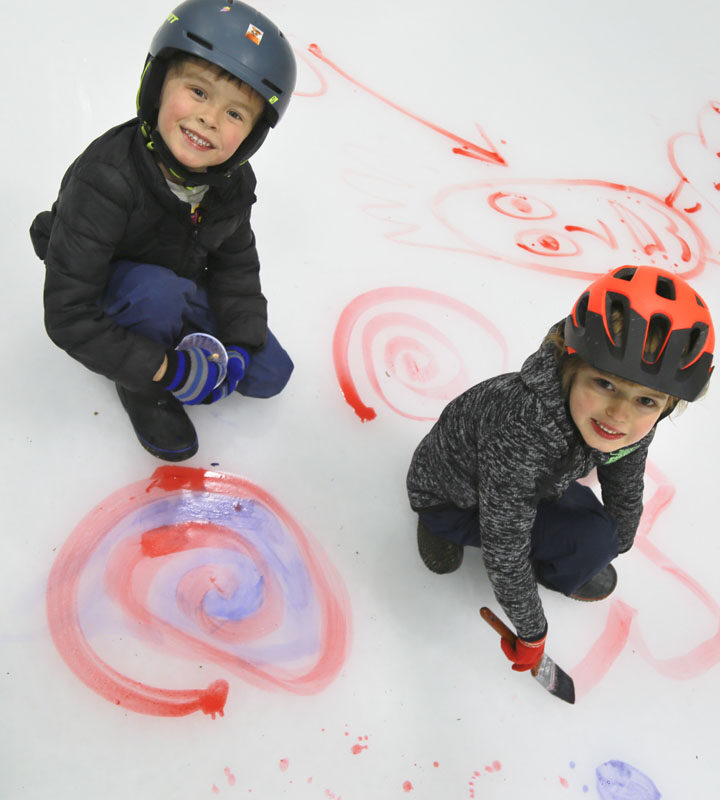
[{"x1": 307, "y1": 43, "x2": 507, "y2": 166}]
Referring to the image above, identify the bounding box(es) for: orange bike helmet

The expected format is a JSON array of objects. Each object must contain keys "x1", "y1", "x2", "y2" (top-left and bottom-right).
[{"x1": 564, "y1": 265, "x2": 714, "y2": 401}]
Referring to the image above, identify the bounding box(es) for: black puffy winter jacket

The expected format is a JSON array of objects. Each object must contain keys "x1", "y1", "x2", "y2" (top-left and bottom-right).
[{"x1": 30, "y1": 119, "x2": 267, "y2": 392}]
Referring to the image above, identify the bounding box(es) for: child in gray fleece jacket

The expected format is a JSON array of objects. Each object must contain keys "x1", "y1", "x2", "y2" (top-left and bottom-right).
[{"x1": 407, "y1": 265, "x2": 714, "y2": 673}]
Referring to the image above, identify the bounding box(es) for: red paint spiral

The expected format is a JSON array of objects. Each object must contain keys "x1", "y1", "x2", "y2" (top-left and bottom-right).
[
  {"x1": 333, "y1": 287, "x2": 508, "y2": 422},
  {"x1": 46, "y1": 467, "x2": 351, "y2": 718}
]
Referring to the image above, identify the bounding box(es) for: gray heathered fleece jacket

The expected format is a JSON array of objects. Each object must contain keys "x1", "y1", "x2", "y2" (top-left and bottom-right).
[{"x1": 406, "y1": 323, "x2": 655, "y2": 641}]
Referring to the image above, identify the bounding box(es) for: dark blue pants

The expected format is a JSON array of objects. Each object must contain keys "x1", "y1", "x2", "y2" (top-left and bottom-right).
[
  {"x1": 417, "y1": 482, "x2": 619, "y2": 595},
  {"x1": 101, "y1": 261, "x2": 293, "y2": 398}
]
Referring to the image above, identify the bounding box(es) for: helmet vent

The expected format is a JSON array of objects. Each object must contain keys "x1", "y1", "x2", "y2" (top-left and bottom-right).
[
  {"x1": 614, "y1": 267, "x2": 636, "y2": 281},
  {"x1": 655, "y1": 275, "x2": 676, "y2": 301},
  {"x1": 262, "y1": 78, "x2": 283, "y2": 95},
  {"x1": 575, "y1": 293, "x2": 590, "y2": 326},
  {"x1": 696, "y1": 294, "x2": 706, "y2": 308},
  {"x1": 684, "y1": 325, "x2": 708, "y2": 363},
  {"x1": 645, "y1": 314, "x2": 670, "y2": 362},
  {"x1": 186, "y1": 31, "x2": 214, "y2": 50}
]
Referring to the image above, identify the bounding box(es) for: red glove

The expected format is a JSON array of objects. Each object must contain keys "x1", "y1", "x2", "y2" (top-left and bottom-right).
[{"x1": 500, "y1": 633, "x2": 546, "y2": 672}]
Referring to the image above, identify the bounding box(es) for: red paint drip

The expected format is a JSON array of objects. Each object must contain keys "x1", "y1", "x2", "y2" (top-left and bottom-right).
[
  {"x1": 225, "y1": 768, "x2": 236, "y2": 786},
  {"x1": 402, "y1": 781, "x2": 414, "y2": 792},
  {"x1": 145, "y1": 464, "x2": 210, "y2": 494}
]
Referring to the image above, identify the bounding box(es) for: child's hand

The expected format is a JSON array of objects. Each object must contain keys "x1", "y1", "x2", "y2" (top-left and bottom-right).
[
  {"x1": 201, "y1": 345, "x2": 250, "y2": 405},
  {"x1": 159, "y1": 347, "x2": 221, "y2": 405},
  {"x1": 500, "y1": 633, "x2": 546, "y2": 672}
]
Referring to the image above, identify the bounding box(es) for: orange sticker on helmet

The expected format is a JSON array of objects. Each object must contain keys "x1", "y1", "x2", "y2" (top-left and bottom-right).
[{"x1": 246, "y1": 24, "x2": 264, "y2": 45}]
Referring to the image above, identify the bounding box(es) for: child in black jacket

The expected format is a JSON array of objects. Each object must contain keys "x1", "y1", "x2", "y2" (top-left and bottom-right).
[
  {"x1": 407, "y1": 266, "x2": 714, "y2": 673},
  {"x1": 30, "y1": 0, "x2": 296, "y2": 461}
]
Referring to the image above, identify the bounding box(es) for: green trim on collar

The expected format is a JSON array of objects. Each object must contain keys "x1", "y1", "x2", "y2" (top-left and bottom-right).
[{"x1": 604, "y1": 444, "x2": 641, "y2": 465}]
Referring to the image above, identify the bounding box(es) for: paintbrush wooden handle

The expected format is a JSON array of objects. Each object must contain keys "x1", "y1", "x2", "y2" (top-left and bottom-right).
[{"x1": 480, "y1": 606, "x2": 517, "y2": 645}]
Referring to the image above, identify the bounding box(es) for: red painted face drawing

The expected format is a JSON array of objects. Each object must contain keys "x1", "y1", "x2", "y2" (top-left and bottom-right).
[{"x1": 431, "y1": 178, "x2": 707, "y2": 280}]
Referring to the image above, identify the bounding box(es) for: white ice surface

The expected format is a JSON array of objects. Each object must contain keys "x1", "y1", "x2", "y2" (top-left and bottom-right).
[{"x1": 3, "y1": 0, "x2": 720, "y2": 797}]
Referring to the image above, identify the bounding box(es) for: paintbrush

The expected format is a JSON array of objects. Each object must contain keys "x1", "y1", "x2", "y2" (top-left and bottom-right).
[{"x1": 479, "y1": 607, "x2": 575, "y2": 705}]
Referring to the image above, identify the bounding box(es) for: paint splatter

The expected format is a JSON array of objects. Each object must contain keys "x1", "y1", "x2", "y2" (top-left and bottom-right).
[
  {"x1": 46, "y1": 466, "x2": 351, "y2": 717},
  {"x1": 224, "y1": 768, "x2": 236, "y2": 786},
  {"x1": 333, "y1": 287, "x2": 508, "y2": 422},
  {"x1": 402, "y1": 781, "x2": 413, "y2": 792},
  {"x1": 596, "y1": 760, "x2": 661, "y2": 799},
  {"x1": 468, "y1": 762, "x2": 502, "y2": 797},
  {"x1": 279, "y1": 759, "x2": 289, "y2": 772}
]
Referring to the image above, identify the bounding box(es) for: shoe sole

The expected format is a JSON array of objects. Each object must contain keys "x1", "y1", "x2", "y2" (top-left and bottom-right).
[
  {"x1": 116, "y1": 385, "x2": 198, "y2": 462},
  {"x1": 569, "y1": 566, "x2": 618, "y2": 602},
  {"x1": 134, "y1": 431, "x2": 198, "y2": 462}
]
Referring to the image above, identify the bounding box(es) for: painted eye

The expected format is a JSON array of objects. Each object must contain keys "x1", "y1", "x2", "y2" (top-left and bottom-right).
[
  {"x1": 515, "y1": 229, "x2": 580, "y2": 257},
  {"x1": 488, "y1": 192, "x2": 556, "y2": 220}
]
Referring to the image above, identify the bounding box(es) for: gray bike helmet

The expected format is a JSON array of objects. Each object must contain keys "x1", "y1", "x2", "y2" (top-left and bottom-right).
[{"x1": 137, "y1": 0, "x2": 296, "y2": 186}]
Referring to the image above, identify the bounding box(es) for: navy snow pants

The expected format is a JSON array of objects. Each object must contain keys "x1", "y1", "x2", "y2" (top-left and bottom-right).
[
  {"x1": 101, "y1": 261, "x2": 293, "y2": 398},
  {"x1": 417, "y1": 481, "x2": 619, "y2": 595}
]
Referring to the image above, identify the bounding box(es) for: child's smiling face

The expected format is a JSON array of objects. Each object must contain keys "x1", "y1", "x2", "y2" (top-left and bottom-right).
[
  {"x1": 568, "y1": 364, "x2": 669, "y2": 452},
  {"x1": 156, "y1": 59, "x2": 265, "y2": 175}
]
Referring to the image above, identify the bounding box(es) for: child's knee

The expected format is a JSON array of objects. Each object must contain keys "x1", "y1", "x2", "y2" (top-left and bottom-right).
[
  {"x1": 241, "y1": 351, "x2": 294, "y2": 398},
  {"x1": 103, "y1": 261, "x2": 198, "y2": 343},
  {"x1": 579, "y1": 508, "x2": 619, "y2": 563}
]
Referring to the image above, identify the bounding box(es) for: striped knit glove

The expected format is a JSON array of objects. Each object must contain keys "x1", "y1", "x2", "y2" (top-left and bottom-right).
[
  {"x1": 500, "y1": 633, "x2": 546, "y2": 672},
  {"x1": 159, "y1": 347, "x2": 220, "y2": 405},
  {"x1": 202, "y1": 345, "x2": 250, "y2": 404}
]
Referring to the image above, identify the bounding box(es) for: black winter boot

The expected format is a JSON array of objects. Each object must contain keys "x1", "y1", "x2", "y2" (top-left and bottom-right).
[
  {"x1": 417, "y1": 520, "x2": 464, "y2": 574},
  {"x1": 534, "y1": 563, "x2": 617, "y2": 601},
  {"x1": 116, "y1": 383, "x2": 198, "y2": 461},
  {"x1": 569, "y1": 564, "x2": 617, "y2": 601}
]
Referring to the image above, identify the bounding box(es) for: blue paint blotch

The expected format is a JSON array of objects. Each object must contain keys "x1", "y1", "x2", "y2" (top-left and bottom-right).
[
  {"x1": 596, "y1": 760, "x2": 661, "y2": 800},
  {"x1": 203, "y1": 563, "x2": 265, "y2": 620}
]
